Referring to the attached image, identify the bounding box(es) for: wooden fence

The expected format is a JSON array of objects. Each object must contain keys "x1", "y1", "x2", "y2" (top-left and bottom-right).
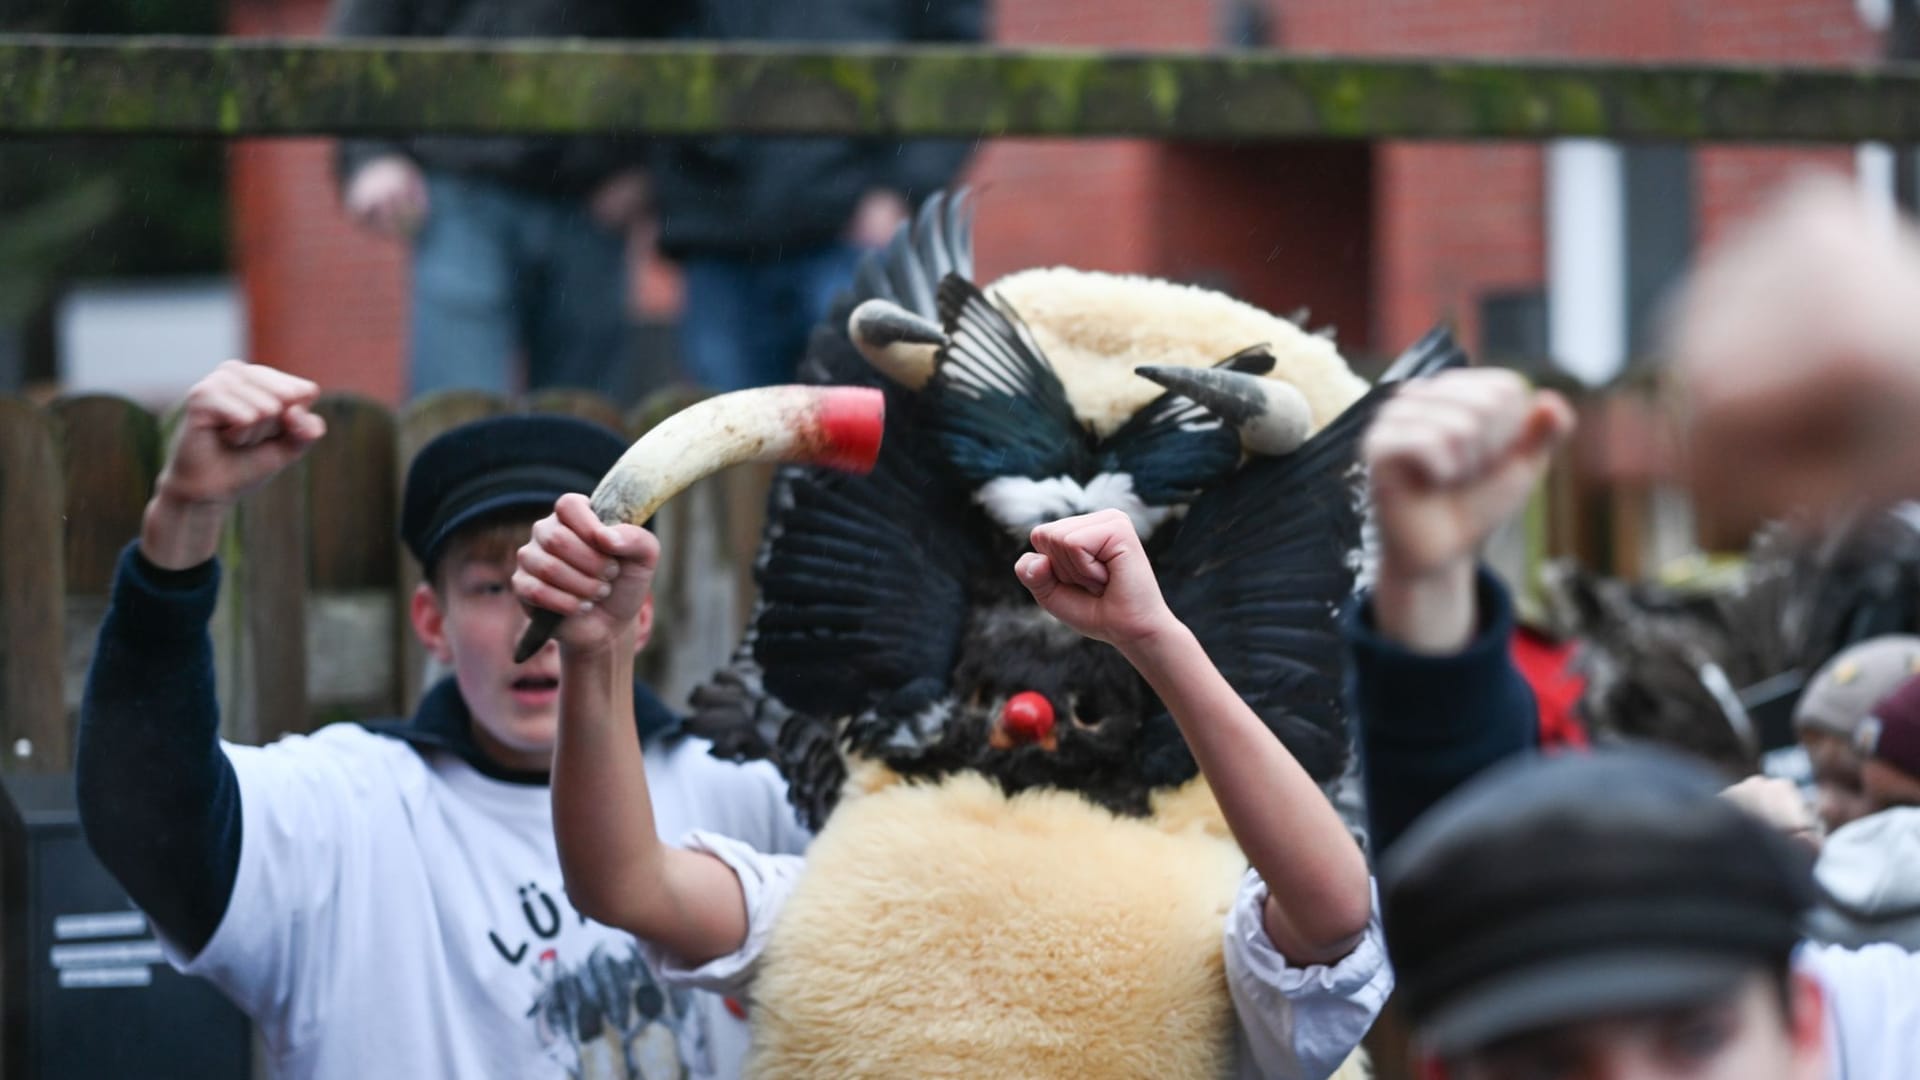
[
  {"x1": 0, "y1": 376, "x2": 1700, "y2": 772},
  {"x1": 5, "y1": 38, "x2": 1920, "y2": 143},
  {"x1": 0, "y1": 386, "x2": 770, "y2": 771}
]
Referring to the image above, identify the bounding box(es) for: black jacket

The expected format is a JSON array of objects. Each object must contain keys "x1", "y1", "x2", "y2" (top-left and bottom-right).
[
  {"x1": 1346, "y1": 567, "x2": 1541, "y2": 859},
  {"x1": 651, "y1": 0, "x2": 985, "y2": 259},
  {"x1": 329, "y1": 0, "x2": 688, "y2": 197}
]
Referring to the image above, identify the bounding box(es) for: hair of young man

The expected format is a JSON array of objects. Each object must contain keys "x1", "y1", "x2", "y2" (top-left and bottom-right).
[{"x1": 426, "y1": 514, "x2": 539, "y2": 593}]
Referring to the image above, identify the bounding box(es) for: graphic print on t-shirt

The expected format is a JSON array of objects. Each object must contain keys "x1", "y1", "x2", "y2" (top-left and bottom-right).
[{"x1": 489, "y1": 879, "x2": 706, "y2": 1080}]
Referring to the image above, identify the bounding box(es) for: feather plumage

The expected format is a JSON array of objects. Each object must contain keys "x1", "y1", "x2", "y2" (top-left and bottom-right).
[
  {"x1": 691, "y1": 189, "x2": 1463, "y2": 833},
  {"x1": 1543, "y1": 508, "x2": 1920, "y2": 776}
]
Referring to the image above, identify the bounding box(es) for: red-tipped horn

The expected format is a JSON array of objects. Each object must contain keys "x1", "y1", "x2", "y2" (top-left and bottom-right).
[{"x1": 515, "y1": 385, "x2": 885, "y2": 662}]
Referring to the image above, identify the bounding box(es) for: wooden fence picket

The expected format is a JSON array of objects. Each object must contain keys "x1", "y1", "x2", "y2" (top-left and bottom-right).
[
  {"x1": 46, "y1": 396, "x2": 160, "y2": 733},
  {"x1": 0, "y1": 399, "x2": 67, "y2": 773},
  {"x1": 306, "y1": 396, "x2": 401, "y2": 724},
  {"x1": 526, "y1": 388, "x2": 625, "y2": 432},
  {"x1": 228, "y1": 458, "x2": 309, "y2": 746}
]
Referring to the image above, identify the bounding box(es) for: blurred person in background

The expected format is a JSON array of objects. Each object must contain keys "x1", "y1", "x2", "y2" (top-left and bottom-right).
[
  {"x1": 1674, "y1": 176, "x2": 1920, "y2": 545},
  {"x1": 1792, "y1": 637, "x2": 1920, "y2": 833},
  {"x1": 1352, "y1": 364, "x2": 1920, "y2": 1079},
  {"x1": 651, "y1": 0, "x2": 984, "y2": 392},
  {"x1": 330, "y1": 0, "x2": 682, "y2": 399},
  {"x1": 1793, "y1": 672, "x2": 1920, "y2": 950}
]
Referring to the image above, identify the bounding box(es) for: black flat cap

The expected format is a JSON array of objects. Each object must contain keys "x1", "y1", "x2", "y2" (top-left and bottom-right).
[
  {"x1": 401, "y1": 414, "x2": 627, "y2": 575},
  {"x1": 1381, "y1": 747, "x2": 1816, "y2": 1057}
]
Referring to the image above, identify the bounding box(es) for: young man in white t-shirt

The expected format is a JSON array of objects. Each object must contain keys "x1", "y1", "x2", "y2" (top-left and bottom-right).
[{"x1": 76, "y1": 361, "x2": 808, "y2": 1079}]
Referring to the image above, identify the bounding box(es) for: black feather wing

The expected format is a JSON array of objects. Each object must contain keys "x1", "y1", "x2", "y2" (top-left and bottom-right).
[
  {"x1": 850, "y1": 189, "x2": 974, "y2": 321},
  {"x1": 1377, "y1": 323, "x2": 1465, "y2": 385},
  {"x1": 688, "y1": 192, "x2": 987, "y2": 829},
  {"x1": 924, "y1": 276, "x2": 1087, "y2": 487},
  {"x1": 1100, "y1": 346, "x2": 1274, "y2": 508},
  {"x1": 1154, "y1": 328, "x2": 1468, "y2": 782}
]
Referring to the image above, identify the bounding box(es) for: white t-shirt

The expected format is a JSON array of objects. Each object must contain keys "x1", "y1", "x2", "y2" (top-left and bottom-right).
[
  {"x1": 162, "y1": 723, "x2": 809, "y2": 1080},
  {"x1": 1799, "y1": 941, "x2": 1920, "y2": 1080},
  {"x1": 649, "y1": 832, "x2": 1394, "y2": 1080}
]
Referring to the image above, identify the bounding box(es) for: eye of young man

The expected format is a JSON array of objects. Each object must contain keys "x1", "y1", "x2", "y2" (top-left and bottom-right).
[
  {"x1": 454, "y1": 562, "x2": 515, "y2": 601},
  {"x1": 1474, "y1": 997, "x2": 1752, "y2": 1080},
  {"x1": 1471, "y1": 1041, "x2": 1583, "y2": 1080},
  {"x1": 1655, "y1": 1000, "x2": 1741, "y2": 1067}
]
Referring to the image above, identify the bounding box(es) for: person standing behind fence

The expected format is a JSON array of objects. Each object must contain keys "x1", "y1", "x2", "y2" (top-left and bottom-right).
[
  {"x1": 651, "y1": 0, "x2": 983, "y2": 392},
  {"x1": 331, "y1": 0, "x2": 684, "y2": 399},
  {"x1": 74, "y1": 360, "x2": 809, "y2": 1079}
]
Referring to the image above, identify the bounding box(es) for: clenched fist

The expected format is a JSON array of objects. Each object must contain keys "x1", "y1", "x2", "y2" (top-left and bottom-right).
[{"x1": 1362, "y1": 368, "x2": 1574, "y2": 652}]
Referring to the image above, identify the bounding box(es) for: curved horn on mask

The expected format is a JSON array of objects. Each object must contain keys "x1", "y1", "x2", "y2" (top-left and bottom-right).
[
  {"x1": 849, "y1": 299, "x2": 947, "y2": 389},
  {"x1": 514, "y1": 385, "x2": 885, "y2": 662},
  {"x1": 1134, "y1": 364, "x2": 1313, "y2": 457}
]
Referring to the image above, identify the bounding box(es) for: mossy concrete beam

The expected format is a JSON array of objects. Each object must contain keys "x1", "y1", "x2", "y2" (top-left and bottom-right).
[{"x1": 2, "y1": 35, "x2": 1919, "y2": 142}]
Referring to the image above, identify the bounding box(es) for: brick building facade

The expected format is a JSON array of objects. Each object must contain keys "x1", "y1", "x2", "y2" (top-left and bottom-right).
[{"x1": 226, "y1": 0, "x2": 1888, "y2": 401}]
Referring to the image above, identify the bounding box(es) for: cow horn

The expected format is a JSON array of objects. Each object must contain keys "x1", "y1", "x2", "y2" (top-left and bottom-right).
[
  {"x1": 1133, "y1": 364, "x2": 1312, "y2": 457},
  {"x1": 514, "y1": 385, "x2": 885, "y2": 661},
  {"x1": 849, "y1": 299, "x2": 947, "y2": 389}
]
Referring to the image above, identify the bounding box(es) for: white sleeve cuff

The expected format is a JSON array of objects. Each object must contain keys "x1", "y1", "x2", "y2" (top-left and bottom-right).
[
  {"x1": 1225, "y1": 872, "x2": 1394, "y2": 1079},
  {"x1": 638, "y1": 829, "x2": 806, "y2": 999}
]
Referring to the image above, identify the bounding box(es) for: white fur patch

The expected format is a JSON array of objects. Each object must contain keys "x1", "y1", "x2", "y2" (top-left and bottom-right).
[{"x1": 976, "y1": 472, "x2": 1177, "y2": 539}]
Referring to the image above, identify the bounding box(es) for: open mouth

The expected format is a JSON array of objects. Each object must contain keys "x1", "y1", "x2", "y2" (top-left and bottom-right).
[{"x1": 511, "y1": 675, "x2": 560, "y2": 694}]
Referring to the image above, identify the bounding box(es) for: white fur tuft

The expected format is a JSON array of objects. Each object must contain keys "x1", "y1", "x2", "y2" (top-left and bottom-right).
[{"x1": 976, "y1": 472, "x2": 1178, "y2": 539}]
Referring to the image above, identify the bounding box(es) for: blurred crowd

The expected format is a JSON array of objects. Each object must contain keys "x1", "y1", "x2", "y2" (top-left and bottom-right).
[
  {"x1": 328, "y1": 0, "x2": 983, "y2": 400},
  {"x1": 1358, "y1": 175, "x2": 1920, "y2": 1079}
]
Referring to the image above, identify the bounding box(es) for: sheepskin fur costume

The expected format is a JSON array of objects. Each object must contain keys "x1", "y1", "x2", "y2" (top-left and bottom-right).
[
  {"x1": 745, "y1": 769, "x2": 1370, "y2": 1080},
  {"x1": 986, "y1": 267, "x2": 1368, "y2": 439},
  {"x1": 690, "y1": 193, "x2": 1451, "y2": 1080}
]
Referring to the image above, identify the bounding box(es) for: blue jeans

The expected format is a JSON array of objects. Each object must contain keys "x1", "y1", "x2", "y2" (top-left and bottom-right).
[
  {"x1": 677, "y1": 244, "x2": 865, "y2": 392},
  {"x1": 409, "y1": 173, "x2": 631, "y2": 398}
]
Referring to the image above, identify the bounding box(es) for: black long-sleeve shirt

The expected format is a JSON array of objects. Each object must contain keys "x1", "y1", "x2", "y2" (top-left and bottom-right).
[
  {"x1": 77, "y1": 547, "x2": 240, "y2": 955},
  {"x1": 650, "y1": 0, "x2": 986, "y2": 259},
  {"x1": 1345, "y1": 568, "x2": 1540, "y2": 861}
]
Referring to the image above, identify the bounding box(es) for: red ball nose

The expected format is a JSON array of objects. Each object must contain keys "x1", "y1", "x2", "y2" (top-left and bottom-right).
[{"x1": 1000, "y1": 691, "x2": 1055, "y2": 743}]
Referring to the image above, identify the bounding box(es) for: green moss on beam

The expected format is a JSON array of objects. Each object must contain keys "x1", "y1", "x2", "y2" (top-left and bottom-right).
[{"x1": 1, "y1": 35, "x2": 1918, "y2": 142}]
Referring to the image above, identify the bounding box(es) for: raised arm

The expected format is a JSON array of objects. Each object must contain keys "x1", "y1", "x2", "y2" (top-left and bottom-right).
[
  {"x1": 1353, "y1": 369, "x2": 1573, "y2": 856},
  {"x1": 514, "y1": 494, "x2": 749, "y2": 964},
  {"x1": 77, "y1": 362, "x2": 327, "y2": 954},
  {"x1": 1018, "y1": 510, "x2": 1369, "y2": 966}
]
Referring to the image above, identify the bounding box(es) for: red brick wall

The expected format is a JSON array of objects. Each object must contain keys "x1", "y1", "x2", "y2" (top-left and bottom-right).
[
  {"x1": 1275, "y1": 0, "x2": 1881, "y2": 355},
  {"x1": 1151, "y1": 143, "x2": 1373, "y2": 352},
  {"x1": 1689, "y1": 1, "x2": 1874, "y2": 248},
  {"x1": 229, "y1": 136, "x2": 408, "y2": 400},
  {"x1": 229, "y1": 0, "x2": 406, "y2": 399},
  {"x1": 225, "y1": 0, "x2": 1887, "y2": 399},
  {"x1": 971, "y1": 141, "x2": 1163, "y2": 285},
  {"x1": 1372, "y1": 143, "x2": 1544, "y2": 355}
]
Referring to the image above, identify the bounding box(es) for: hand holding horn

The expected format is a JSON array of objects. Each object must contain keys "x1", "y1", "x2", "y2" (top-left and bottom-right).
[{"x1": 513, "y1": 385, "x2": 885, "y2": 662}]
